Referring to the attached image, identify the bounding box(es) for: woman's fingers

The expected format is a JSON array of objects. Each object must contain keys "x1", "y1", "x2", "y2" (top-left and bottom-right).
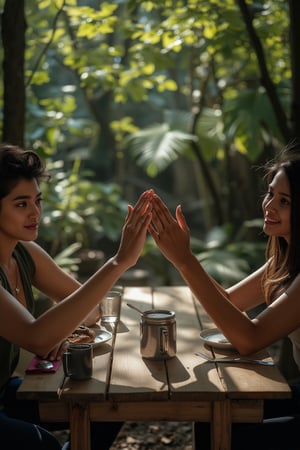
[
  {"x1": 150, "y1": 194, "x2": 182, "y2": 238},
  {"x1": 116, "y1": 191, "x2": 153, "y2": 267},
  {"x1": 42, "y1": 340, "x2": 69, "y2": 361},
  {"x1": 128, "y1": 190, "x2": 152, "y2": 223},
  {"x1": 176, "y1": 205, "x2": 189, "y2": 231}
]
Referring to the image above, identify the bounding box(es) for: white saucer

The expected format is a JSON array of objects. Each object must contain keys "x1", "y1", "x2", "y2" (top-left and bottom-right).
[
  {"x1": 93, "y1": 329, "x2": 112, "y2": 347},
  {"x1": 200, "y1": 328, "x2": 235, "y2": 350}
]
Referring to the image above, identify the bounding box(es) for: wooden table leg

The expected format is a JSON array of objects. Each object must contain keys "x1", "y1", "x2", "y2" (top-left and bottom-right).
[
  {"x1": 211, "y1": 400, "x2": 231, "y2": 450},
  {"x1": 69, "y1": 402, "x2": 90, "y2": 450}
]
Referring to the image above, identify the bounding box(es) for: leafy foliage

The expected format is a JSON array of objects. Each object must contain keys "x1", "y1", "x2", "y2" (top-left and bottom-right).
[
  {"x1": 38, "y1": 158, "x2": 127, "y2": 256},
  {"x1": 125, "y1": 123, "x2": 197, "y2": 176},
  {"x1": 0, "y1": 0, "x2": 293, "y2": 277},
  {"x1": 22, "y1": 0, "x2": 290, "y2": 161}
]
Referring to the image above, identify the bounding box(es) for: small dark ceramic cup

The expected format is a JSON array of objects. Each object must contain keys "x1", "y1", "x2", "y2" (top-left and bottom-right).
[{"x1": 63, "y1": 343, "x2": 93, "y2": 380}]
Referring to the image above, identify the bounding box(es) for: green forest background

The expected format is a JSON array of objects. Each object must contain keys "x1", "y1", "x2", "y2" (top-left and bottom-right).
[{"x1": 1, "y1": 0, "x2": 299, "y2": 286}]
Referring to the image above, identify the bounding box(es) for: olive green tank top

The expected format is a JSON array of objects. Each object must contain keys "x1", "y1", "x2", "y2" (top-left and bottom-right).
[{"x1": 0, "y1": 242, "x2": 36, "y2": 393}]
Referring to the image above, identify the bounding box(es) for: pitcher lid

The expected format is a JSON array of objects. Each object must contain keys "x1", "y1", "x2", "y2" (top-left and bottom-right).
[{"x1": 143, "y1": 309, "x2": 175, "y2": 320}]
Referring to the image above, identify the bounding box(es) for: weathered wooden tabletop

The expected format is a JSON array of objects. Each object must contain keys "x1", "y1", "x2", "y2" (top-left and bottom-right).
[{"x1": 18, "y1": 286, "x2": 291, "y2": 450}]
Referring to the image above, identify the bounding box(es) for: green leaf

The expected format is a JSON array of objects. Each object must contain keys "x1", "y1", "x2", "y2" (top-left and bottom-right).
[{"x1": 125, "y1": 123, "x2": 197, "y2": 176}]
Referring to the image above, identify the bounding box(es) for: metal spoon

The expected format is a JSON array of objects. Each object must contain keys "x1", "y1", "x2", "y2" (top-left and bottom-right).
[
  {"x1": 36, "y1": 360, "x2": 54, "y2": 370},
  {"x1": 126, "y1": 303, "x2": 144, "y2": 315}
]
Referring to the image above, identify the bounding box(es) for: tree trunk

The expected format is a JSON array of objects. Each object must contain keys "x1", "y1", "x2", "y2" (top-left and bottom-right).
[
  {"x1": 237, "y1": 0, "x2": 292, "y2": 142},
  {"x1": 1, "y1": 0, "x2": 26, "y2": 146},
  {"x1": 288, "y1": 0, "x2": 300, "y2": 140}
]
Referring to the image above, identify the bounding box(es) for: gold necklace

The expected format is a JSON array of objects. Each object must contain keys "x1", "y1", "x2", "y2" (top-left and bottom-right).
[
  {"x1": 13, "y1": 258, "x2": 20, "y2": 295},
  {"x1": 1, "y1": 258, "x2": 20, "y2": 296},
  {"x1": 14, "y1": 260, "x2": 20, "y2": 295}
]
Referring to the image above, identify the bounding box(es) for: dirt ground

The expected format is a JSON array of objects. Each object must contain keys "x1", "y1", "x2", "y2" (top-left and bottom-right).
[
  {"x1": 54, "y1": 421, "x2": 193, "y2": 449},
  {"x1": 110, "y1": 421, "x2": 193, "y2": 450}
]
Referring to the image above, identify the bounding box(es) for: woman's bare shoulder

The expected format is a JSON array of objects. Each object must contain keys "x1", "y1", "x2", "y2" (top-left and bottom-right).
[{"x1": 20, "y1": 240, "x2": 52, "y2": 260}]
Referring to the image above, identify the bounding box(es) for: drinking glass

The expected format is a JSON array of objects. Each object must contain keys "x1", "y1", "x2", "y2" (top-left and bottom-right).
[{"x1": 100, "y1": 290, "x2": 122, "y2": 324}]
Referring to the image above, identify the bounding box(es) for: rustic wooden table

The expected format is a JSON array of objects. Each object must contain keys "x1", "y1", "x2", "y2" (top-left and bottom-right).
[{"x1": 18, "y1": 286, "x2": 291, "y2": 450}]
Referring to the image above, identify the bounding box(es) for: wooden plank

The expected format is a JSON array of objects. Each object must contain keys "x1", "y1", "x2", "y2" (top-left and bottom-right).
[
  {"x1": 108, "y1": 287, "x2": 170, "y2": 401},
  {"x1": 39, "y1": 401, "x2": 69, "y2": 421},
  {"x1": 231, "y1": 399, "x2": 264, "y2": 422},
  {"x1": 211, "y1": 400, "x2": 231, "y2": 450},
  {"x1": 17, "y1": 365, "x2": 65, "y2": 400},
  {"x1": 217, "y1": 364, "x2": 291, "y2": 399},
  {"x1": 190, "y1": 290, "x2": 216, "y2": 331},
  {"x1": 39, "y1": 399, "x2": 213, "y2": 422},
  {"x1": 153, "y1": 287, "x2": 225, "y2": 400},
  {"x1": 89, "y1": 401, "x2": 213, "y2": 422},
  {"x1": 69, "y1": 402, "x2": 90, "y2": 450}
]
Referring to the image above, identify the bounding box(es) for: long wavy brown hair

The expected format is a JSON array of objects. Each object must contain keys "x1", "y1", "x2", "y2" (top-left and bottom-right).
[{"x1": 262, "y1": 145, "x2": 300, "y2": 303}]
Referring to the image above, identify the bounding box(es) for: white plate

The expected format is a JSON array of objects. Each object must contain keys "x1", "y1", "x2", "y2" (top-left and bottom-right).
[
  {"x1": 200, "y1": 328, "x2": 235, "y2": 350},
  {"x1": 93, "y1": 329, "x2": 112, "y2": 347}
]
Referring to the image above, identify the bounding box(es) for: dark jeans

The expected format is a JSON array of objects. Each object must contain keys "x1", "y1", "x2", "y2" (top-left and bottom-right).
[
  {"x1": 0, "y1": 377, "x2": 122, "y2": 450},
  {"x1": 194, "y1": 384, "x2": 300, "y2": 450}
]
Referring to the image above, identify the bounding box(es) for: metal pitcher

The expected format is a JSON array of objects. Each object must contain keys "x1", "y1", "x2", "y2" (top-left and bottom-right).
[{"x1": 140, "y1": 309, "x2": 176, "y2": 360}]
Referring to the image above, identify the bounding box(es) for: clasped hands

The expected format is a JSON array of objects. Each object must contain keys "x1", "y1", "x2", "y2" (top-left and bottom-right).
[{"x1": 145, "y1": 190, "x2": 192, "y2": 267}]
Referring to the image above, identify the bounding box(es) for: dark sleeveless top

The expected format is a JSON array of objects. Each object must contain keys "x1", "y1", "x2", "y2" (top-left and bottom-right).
[{"x1": 0, "y1": 242, "x2": 36, "y2": 393}]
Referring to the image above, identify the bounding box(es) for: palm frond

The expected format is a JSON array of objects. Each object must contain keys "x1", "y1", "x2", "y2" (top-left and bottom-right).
[{"x1": 125, "y1": 123, "x2": 197, "y2": 176}]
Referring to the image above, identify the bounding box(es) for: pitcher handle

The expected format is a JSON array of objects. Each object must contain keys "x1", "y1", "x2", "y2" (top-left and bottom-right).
[
  {"x1": 160, "y1": 327, "x2": 168, "y2": 354},
  {"x1": 63, "y1": 351, "x2": 71, "y2": 377}
]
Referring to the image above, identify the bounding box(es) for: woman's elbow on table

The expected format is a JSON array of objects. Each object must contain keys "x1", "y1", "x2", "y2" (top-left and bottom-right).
[{"x1": 231, "y1": 333, "x2": 268, "y2": 356}]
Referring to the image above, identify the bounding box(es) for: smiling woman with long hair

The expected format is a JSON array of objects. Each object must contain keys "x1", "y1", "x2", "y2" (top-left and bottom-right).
[{"x1": 149, "y1": 144, "x2": 300, "y2": 450}]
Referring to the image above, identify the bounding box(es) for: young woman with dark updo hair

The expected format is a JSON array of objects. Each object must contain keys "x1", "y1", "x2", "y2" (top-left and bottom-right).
[{"x1": 0, "y1": 144, "x2": 152, "y2": 450}]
